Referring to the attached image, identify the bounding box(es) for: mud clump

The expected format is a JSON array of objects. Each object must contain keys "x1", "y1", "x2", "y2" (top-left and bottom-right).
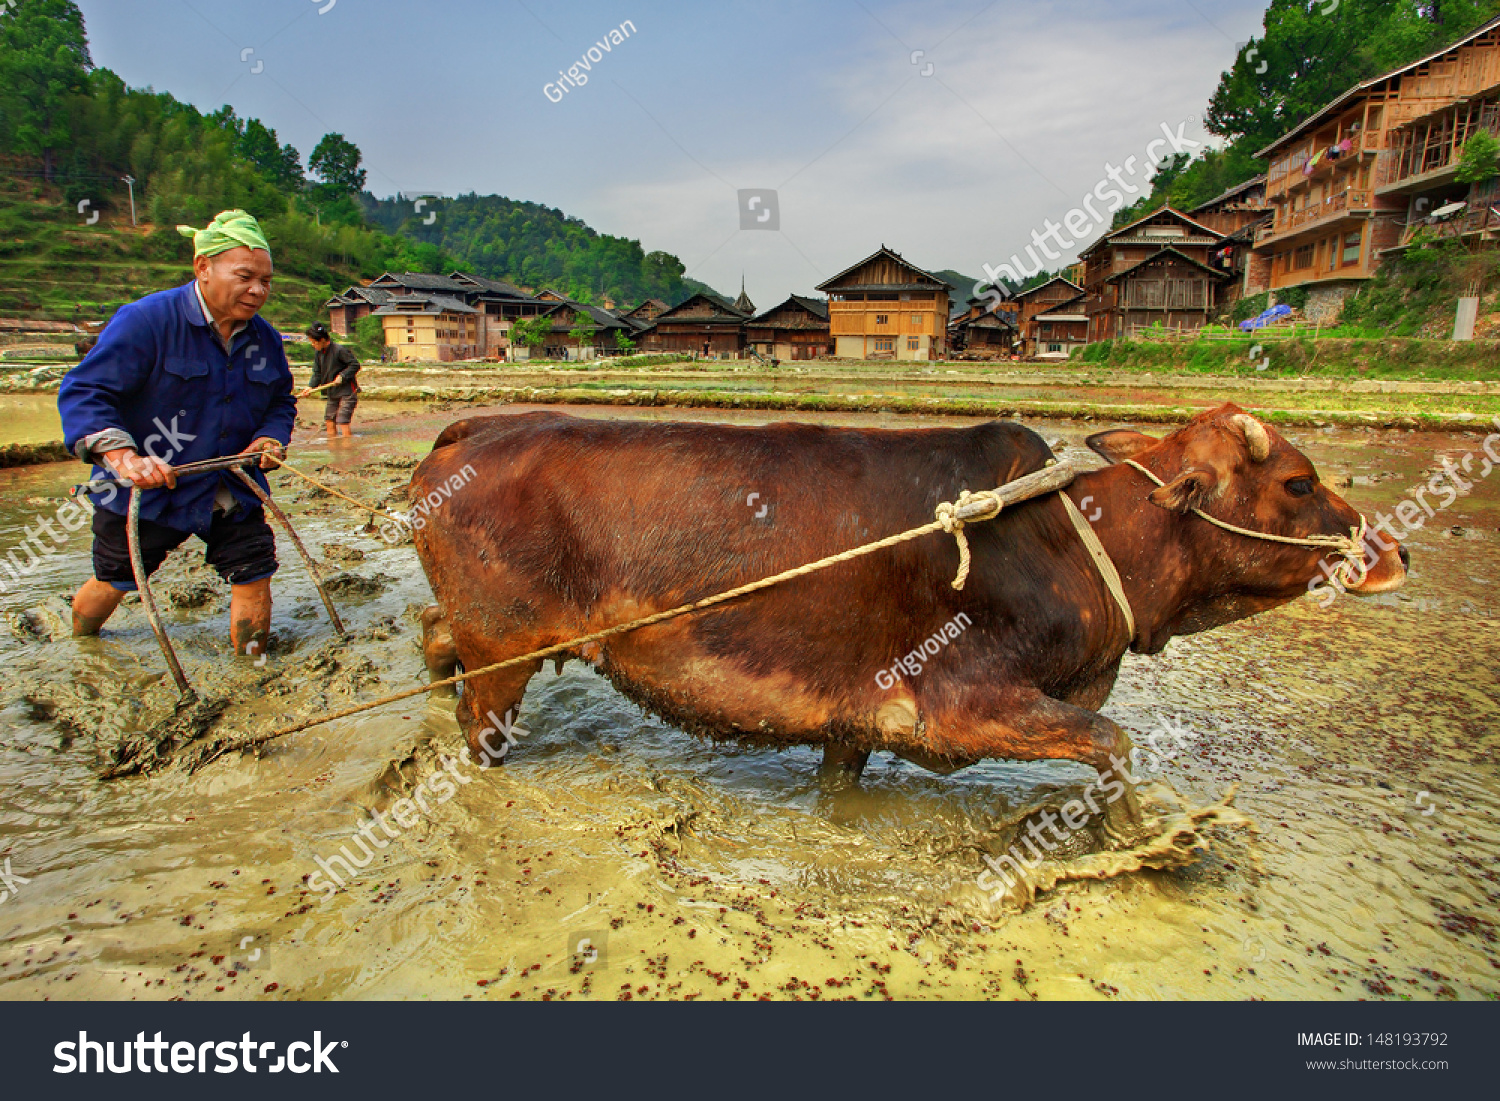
[
  {"x1": 101, "y1": 693, "x2": 233, "y2": 779},
  {"x1": 323, "y1": 571, "x2": 393, "y2": 597},
  {"x1": 320, "y1": 543, "x2": 366, "y2": 566},
  {"x1": 166, "y1": 579, "x2": 224, "y2": 610},
  {"x1": 7, "y1": 597, "x2": 72, "y2": 641}
]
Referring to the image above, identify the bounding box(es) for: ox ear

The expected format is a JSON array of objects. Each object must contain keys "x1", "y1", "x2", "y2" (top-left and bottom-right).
[
  {"x1": 1149, "y1": 467, "x2": 1220, "y2": 514},
  {"x1": 1086, "y1": 429, "x2": 1158, "y2": 464}
]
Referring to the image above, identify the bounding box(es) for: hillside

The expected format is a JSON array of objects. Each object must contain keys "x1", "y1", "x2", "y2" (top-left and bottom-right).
[
  {"x1": 0, "y1": 171, "x2": 373, "y2": 330},
  {"x1": 0, "y1": 0, "x2": 708, "y2": 329},
  {"x1": 361, "y1": 192, "x2": 717, "y2": 306}
]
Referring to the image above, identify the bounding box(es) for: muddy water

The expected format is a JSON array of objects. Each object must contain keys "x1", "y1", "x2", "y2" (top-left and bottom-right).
[{"x1": 0, "y1": 401, "x2": 1496, "y2": 1001}]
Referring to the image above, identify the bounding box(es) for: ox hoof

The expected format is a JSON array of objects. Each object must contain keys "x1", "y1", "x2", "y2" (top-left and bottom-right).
[{"x1": 818, "y1": 744, "x2": 870, "y2": 790}]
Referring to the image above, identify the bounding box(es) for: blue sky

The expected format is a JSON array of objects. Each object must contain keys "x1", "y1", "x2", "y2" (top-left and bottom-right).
[{"x1": 76, "y1": 0, "x2": 1271, "y2": 302}]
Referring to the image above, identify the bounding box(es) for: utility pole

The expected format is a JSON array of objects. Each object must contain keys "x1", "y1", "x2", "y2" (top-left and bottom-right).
[{"x1": 121, "y1": 176, "x2": 136, "y2": 226}]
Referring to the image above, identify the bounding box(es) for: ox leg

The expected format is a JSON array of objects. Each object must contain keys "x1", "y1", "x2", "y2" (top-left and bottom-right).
[
  {"x1": 421, "y1": 605, "x2": 460, "y2": 695},
  {"x1": 954, "y1": 689, "x2": 1148, "y2": 848},
  {"x1": 455, "y1": 661, "x2": 542, "y2": 768},
  {"x1": 819, "y1": 743, "x2": 871, "y2": 789}
]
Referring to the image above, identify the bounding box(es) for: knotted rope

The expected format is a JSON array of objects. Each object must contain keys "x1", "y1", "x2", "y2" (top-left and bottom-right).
[
  {"x1": 1121, "y1": 459, "x2": 1370, "y2": 589},
  {"x1": 934, "y1": 490, "x2": 1004, "y2": 590}
]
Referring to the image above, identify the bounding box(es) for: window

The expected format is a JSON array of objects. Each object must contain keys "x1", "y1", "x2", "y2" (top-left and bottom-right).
[
  {"x1": 910, "y1": 313, "x2": 921, "y2": 325},
  {"x1": 907, "y1": 337, "x2": 919, "y2": 351},
  {"x1": 1342, "y1": 230, "x2": 1362, "y2": 265},
  {"x1": 876, "y1": 314, "x2": 889, "y2": 325},
  {"x1": 1048, "y1": 343, "x2": 1063, "y2": 353},
  {"x1": 1294, "y1": 244, "x2": 1315, "y2": 270},
  {"x1": 874, "y1": 338, "x2": 894, "y2": 351}
]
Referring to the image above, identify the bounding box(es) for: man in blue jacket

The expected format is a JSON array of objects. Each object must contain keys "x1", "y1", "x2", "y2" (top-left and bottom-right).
[{"x1": 58, "y1": 209, "x2": 297, "y2": 660}]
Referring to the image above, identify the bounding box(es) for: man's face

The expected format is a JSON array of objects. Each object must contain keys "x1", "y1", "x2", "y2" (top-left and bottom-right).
[
  {"x1": 310, "y1": 336, "x2": 331, "y2": 352},
  {"x1": 194, "y1": 246, "x2": 273, "y2": 323}
]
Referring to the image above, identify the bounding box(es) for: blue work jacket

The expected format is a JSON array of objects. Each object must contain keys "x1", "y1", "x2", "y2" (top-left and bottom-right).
[{"x1": 58, "y1": 281, "x2": 297, "y2": 536}]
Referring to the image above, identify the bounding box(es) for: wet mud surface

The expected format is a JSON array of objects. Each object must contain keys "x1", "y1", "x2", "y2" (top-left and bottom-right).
[{"x1": 0, "y1": 402, "x2": 1496, "y2": 1000}]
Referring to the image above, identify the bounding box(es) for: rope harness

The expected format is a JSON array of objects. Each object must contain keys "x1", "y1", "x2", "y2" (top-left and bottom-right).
[{"x1": 1120, "y1": 459, "x2": 1371, "y2": 590}]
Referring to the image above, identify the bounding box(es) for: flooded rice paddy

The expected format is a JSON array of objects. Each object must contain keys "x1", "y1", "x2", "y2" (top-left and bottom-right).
[{"x1": 0, "y1": 394, "x2": 1495, "y2": 1000}]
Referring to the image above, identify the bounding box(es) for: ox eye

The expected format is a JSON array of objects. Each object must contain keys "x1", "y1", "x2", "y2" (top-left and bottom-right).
[{"x1": 1286, "y1": 477, "x2": 1315, "y2": 498}]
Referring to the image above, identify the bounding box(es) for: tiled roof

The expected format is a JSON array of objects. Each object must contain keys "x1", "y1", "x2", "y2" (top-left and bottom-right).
[
  {"x1": 372, "y1": 293, "x2": 479, "y2": 315},
  {"x1": 1191, "y1": 174, "x2": 1268, "y2": 213},
  {"x1": 369, "y1": 272, "x2": 470, "y2": 293},
  {"x1": 1102, "y1": 246, "x2": 1229, "y2": 283},
  {"x1": 656, "y1": 291, "x2": 752, "y2": 321},
  {"x1": 448, "y1": 272, "x2": 534, "y2": 299},
  {"x1": 749, "y1": 294, "x2": 829, "y2": 324},
  {"x1": 815, "y1": 245, "x2": 949, "y2": 293}
]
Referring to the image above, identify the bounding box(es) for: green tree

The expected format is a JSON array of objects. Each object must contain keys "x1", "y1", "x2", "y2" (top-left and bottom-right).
[
  {"x1": 354, "y1": 314, "x2": 387, "y2": 359},
  {"x1": 239, "y1": 118, "x2": 304, "y2": 191},
  {"x1": 1455, "y1": 128, "x2": 1500, "y2": 182},
  {"x1": 0, "y1": 0, "x2": 93, "y2": 179},
  {"x1": 509, "y1": 315, "x2": 550, "y2": 355},
  {"x1": 567, "y1": 308, "x2": 597, "y2": 356},
  {"x1": 1206, "y1": 0, "x2": 1500, "y2": 153},
  {"x1": 309, "y1": 132, "x2": 366, "y2": 194}
]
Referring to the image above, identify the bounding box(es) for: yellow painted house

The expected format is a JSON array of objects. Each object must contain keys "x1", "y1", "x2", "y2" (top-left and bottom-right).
[
  {"x1": 373, "y1": 294, "x2": 481, "y2": 362},
  {"x1": 815, "y1": 245, "x2": 950, "y2": 361}
]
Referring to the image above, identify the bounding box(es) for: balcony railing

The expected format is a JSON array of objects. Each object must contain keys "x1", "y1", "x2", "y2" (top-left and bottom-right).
[
  {"x1": 1263, "y1": 190, "x2": 1371, "y2": 240},
  {"x1": 1400, "y1": 202, "x2": 1498, "y2": 246}
]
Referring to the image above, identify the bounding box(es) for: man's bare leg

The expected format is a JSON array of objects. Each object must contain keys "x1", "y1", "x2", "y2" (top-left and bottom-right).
[
  {"x1": 323, "y1": 419, "x2": 336, "y2": 438},
  {"x1": 338, "y1": 422, "x2": 353, "y2": 438},
  {"x1": 72, "y1": 577, "x2": 127, "y2": 636},
  {"x1": 230, "y1": 578, "x2": 272, "y2": 658}
]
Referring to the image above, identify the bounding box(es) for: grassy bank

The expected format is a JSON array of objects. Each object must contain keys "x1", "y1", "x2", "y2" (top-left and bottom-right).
[{"x1": 1076, "y1": 335, "x2": 1500, "y2": 381}]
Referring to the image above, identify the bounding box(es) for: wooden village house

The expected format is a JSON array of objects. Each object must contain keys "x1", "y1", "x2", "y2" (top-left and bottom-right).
[
  {"x1": 373, "y1": 294, "x2": 481, "y2": 362},
  {"x1": 1251, "y1": 14, "x2": 1500, "y2": 321},
  {"x1": 1078, "y1": 208, "x2": 1229, "y2": 340},
  {"x1": 948, "y1": 290, "x2": 1018, "y2": 358},
  {"x1": 745, "y1": 295, "x2": 830, "y2": 361},
  {"x1": 329, "y1": 271, "x2": 547, "y2": 358},
  {"x1": 530, "y1": 298, "x2": 638, "y2": 360},
  {"x1": 1189, "y1": 175, "x2": 1273, "y2": 307},
  {"x1": 816, "y1": 246, "x2": 950, "y2": 361},
  {"x1": 1010, "y1": 276, "x2": 1084, "y2": 356},
  {"x1": 637, "y1": 291, "x2": 751, "y2": 357}
]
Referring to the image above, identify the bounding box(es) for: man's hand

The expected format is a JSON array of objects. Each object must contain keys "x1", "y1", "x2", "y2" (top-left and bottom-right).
[
  {"x1": 101, "y1": 447, "x2": 176, "y2": 489},
  {"x1": 246, "y1": 436, "x2": 286, "y2": 469},
  {"x1": 296, "y1": 387, "x2": 314, "y2": 398}
]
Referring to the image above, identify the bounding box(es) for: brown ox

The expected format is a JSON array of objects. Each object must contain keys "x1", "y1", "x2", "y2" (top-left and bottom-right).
[{"x1": 412, "y1": 403, "x2": 1405, "y2": 837}]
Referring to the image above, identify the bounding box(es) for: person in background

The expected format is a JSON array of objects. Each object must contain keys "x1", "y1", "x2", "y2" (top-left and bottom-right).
[
  {"x1": 58, "y1": 209, "x2": 294, "y2": 658},
  {"x1": 299, "y1": 322, "x2": 360, "y2": 439}
]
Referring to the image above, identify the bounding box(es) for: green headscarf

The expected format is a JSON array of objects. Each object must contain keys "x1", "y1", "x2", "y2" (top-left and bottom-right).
[{"x1": 176, "y1": 209, "x2": 271, "y2": 259}]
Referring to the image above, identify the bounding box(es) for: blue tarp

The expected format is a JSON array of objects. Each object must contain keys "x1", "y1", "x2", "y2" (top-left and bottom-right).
[{"x1": 1239, "y1": 303, "x2": 1293, "y2": 331}]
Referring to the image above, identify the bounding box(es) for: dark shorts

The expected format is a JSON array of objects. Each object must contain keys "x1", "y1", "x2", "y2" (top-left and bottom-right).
[
  {"x1": 92, "y1": 506, "x2": 278, "y2": 591},
  {"x1": 323, "y1": 394, "x2": 358, "y2": 424}
]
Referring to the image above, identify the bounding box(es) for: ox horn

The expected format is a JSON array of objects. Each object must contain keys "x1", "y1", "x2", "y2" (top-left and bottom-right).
[{"x1": 1231, "y1": 413, "x2": 1271, "y2": 463}]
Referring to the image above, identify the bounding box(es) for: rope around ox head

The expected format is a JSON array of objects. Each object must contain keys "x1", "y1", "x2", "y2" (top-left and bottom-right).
[{"x1": 1121, "y1": 458, "x2": 1370, "y2": 589}]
